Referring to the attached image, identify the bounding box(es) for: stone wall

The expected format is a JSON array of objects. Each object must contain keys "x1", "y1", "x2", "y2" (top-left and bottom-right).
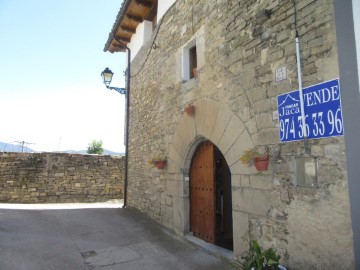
[
  {"x1": 126, "y1": 0, "x2": 355, "y2": 269},
  {"x1": 0, "y1": 152, "x2": 125, "y2": 203}
]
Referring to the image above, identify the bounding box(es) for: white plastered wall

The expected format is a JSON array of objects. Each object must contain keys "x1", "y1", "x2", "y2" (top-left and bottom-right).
[
  {"x1": 128, "y1": 1, "x2": 176, "y2": 61},
  {"x1": 157, "y1": 0, "x2": 176, "y2": 24},
  {"x1": 128, "y1": 20, "x2": 153, "y2": 61}
]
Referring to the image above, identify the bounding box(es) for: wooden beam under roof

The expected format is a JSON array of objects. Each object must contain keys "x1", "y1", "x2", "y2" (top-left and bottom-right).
[
  {"x1": 114, "y1": 36, "x2": 131, "y2": 43},
  {"x1": 104, "y1": 0, "x2": 158, "y2": 53},
  {"x1": 126, "y1": 14, "x2": 143, "y2": 23},
  {"x1": 145, "y1": 1, "x2": 157, "y2": 21},
  {"x1": 135, "y1": 0, "x2": 153, "y2": 8},
  {"x1": 121, "y1": 26, "x2": 136, "y2": 34}
]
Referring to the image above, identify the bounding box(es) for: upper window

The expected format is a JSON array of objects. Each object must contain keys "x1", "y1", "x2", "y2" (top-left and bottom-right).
[
  {"x1": 189, "y1": 46, "x2": 197, "y2": 79},
  {"x1": 182, "y1": 39, "x2": 198, "y2": 81}
]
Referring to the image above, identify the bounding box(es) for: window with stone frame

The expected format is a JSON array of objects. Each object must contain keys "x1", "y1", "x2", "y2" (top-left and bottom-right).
[
  {"x1": 182, "y1": 39, "x2": 198, "y2": 81},
  {"x1": 189, "y1": 46, "x2": 197, "y2": 79}
]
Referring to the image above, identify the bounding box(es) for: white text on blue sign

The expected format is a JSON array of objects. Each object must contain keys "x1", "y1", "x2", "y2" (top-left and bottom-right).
[{"x1": 277, "y1": 79, "x2": 344, "y2": 142}]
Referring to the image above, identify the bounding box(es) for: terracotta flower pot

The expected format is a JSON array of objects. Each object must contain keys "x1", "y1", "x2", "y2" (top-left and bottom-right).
[
  {"x1": 155, "y1": 160, "x2": 167, "y2": 169},
  {"x1": 254, "y1": 156, "x2": 269, "y2": 171},
  {"x1": 185, "y1": 105, "x2": 195, "y2": 116}
]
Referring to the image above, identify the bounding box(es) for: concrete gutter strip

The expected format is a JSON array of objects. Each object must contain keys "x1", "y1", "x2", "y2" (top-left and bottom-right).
[{"x1": 0, "y1": 199, "x2": 124, "y2": 210}]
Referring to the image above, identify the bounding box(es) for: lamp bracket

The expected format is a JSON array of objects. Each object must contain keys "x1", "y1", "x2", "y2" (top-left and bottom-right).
[{"x1": 107, "y1": 86, "x2": 127, "y2": 95}]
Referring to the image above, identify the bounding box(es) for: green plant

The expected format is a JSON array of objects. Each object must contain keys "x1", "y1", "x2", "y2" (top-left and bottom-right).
[
  {"x1": 27, "y1": 155, "x2": 41, "y2": 167},
  {"x1": 87, "y1": 140, "x2": 104, "y2": 154},
  {"x1": 241, "y1": 240, "x2": 281, "y2": 270},
  {"x1": 147, "y1": 158, "x2": 157, "y2": 167},
  {"x1": 240, "y1": 146, "x2": 269, "y2": 167}
]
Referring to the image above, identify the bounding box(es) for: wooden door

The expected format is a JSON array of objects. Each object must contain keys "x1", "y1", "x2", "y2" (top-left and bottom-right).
[
  {"x1": 190, "y1": 141, "x2": 215, "y2": 244},
  {"x1": 215, "y1": 147, "x2": 233, "y2": 250}
]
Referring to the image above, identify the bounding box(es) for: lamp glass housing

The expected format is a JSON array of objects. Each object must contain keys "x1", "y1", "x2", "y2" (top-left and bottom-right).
[{"x1": 101, "y1": 67, "x2": 114, "y2": 86}]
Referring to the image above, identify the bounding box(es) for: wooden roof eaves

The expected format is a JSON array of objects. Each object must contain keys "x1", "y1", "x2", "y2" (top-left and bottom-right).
[{"x1": 103, "y1": 0, "x2": 132, "y2": 53}]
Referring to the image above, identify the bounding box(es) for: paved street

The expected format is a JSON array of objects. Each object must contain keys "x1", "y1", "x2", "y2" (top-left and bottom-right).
[{"x1": 0, "y1": 206, "x2": 237, "y2": 270}]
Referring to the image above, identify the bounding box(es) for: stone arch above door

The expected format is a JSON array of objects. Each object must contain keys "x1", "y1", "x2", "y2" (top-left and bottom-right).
[{"x1": 167, "y1": 98, "x2": 256, "y2": 175}]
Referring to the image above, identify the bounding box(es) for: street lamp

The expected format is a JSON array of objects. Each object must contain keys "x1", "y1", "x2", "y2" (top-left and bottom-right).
[
  {"x1": 101, "y1": 67, "x2": 127, "y2": 95},
  {"x1": 101, "y1": 66, "x2": 128, "y2": 208},
  {"x1": 102, "y1": 36, "x2": 131, "y2": 209}
]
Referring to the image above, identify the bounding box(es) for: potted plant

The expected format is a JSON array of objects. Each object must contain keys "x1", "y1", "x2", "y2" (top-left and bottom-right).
[
  {"x1": 240, "y1": 146, "x2": 269, "y2": 171},
  {"x1": 241, "y1": 240, "x2": 286, "y2": 270},
  {"x1": 185, "y1": 105, "x2": 195, "y2": 116},
  {"x1": 147, "y1": 157, "x2": 167, "y2": 170},
  {"x1": 155, "y1": 160, "x2": 167, "y2": 169},
  {"x1": 193, "y1": 67, "x2": 198, "y2": 78}
]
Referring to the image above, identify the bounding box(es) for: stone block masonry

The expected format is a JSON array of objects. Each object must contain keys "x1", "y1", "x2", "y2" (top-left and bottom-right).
[
  {"x1": 124, "y1": 0, "x2": 355, "y2": 269},
  {"x1": 0, "y1": 152, "x2": 125, "y2": 203}
]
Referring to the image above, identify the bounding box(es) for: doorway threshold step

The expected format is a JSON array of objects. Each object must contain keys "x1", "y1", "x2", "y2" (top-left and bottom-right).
[{"x1": 184, "y1": 234, "x2": 235, "y2": 262}]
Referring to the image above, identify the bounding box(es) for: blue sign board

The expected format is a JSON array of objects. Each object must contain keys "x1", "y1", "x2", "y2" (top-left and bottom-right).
[{"x1": 277, "y1": 79, "x2": 344, "y2": 142}]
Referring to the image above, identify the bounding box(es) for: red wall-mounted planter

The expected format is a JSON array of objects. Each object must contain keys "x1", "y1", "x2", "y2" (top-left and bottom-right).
[
  {"x1": 155, "y1": 160, "x2": 167, "y2": 170},
  {"x1": 185, "y1": 105, "x2": 195, "y2": 116},
  {"x1": 254, "y1": 157, "x2": 269, "y2": 171}
]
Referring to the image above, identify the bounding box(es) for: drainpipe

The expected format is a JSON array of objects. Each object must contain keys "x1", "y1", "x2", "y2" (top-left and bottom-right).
[
  {"x1": 113, "y1": 35, "x2": 131, "y2": 208},
  {"x1": 295, "y1": 33, "x2": 309, "y2": 153},
  {"x1": 293, "y1": 0, "x2": 310, "y2": 153}
]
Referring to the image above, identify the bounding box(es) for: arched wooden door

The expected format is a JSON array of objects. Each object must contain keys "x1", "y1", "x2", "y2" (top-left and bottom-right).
[
  {"x1": 190, "y1": 141, "x2": 216, "y2": 244},
  {"x1": 190, "y1": 141, "x2": 233, "y2": 250}
]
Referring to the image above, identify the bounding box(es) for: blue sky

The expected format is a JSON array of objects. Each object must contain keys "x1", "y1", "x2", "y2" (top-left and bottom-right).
[{"x1": 0, "y1": 0, "x2": 127, "y2": 153}]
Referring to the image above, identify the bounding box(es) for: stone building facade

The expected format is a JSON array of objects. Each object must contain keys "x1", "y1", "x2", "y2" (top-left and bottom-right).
[
  {"x1": 104, "y1": 0, "x2": 357, "y2": 268},
  {"x1": 0, "y1": 152, "x2": 125, "y2": 203}
]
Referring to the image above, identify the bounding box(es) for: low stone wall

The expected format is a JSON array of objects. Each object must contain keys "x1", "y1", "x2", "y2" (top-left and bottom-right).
[{"x1": 0, "y1": 152, "x2": 125, "y2": 203}]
